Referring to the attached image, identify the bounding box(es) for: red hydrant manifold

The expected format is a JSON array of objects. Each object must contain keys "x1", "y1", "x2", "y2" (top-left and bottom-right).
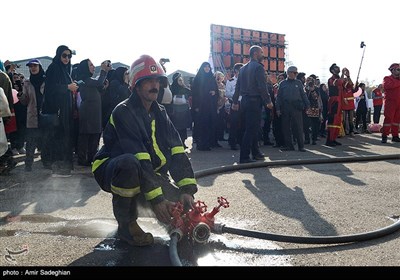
[{"x1": 169, "y1": 197, "x2": 229, "y2": 243}]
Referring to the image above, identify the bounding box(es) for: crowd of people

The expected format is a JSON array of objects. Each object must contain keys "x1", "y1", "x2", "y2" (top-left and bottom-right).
[
  {"x1": 1, "y1": 45, "x2": 400, "y2": 176},
  {"x1": 1, "y1": 47, "x2": 399, "y2": 247}
]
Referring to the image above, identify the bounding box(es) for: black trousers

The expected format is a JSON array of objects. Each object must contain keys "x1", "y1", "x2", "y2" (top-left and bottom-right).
[
  {"x1": 239, "y1": 96, "x2": 262, "y2": 160},
  {"x1": 93, "y1": 154, "x2": 180, "y2": 224},
  {"x1": 355, "y1": 106, "x2": 367, "y2": 131},
  {"x1": 281, "y1": 105, "x2": 304, "y2": 150},
  {"x1": 77, "y1": 133, "x2": 101, "y2": 164},
  {"x1": 228, "y1": 105, "x2": 242, "y2": 147},
  {"x1": 262, "y1": 108, "x2": 272, "y2": 144},
  {"x1": 373, "y1": 105, "x2": 382, "y2": 124},
  {"x1": 309, "y1": 117, "x2": 320, "y2": 142},
  {"x1": 25, "y1": 128, "x2": 43, "y2": 167},
  {"x1": 272, "y1": 114, "x2": 284, "y2": 146},
  {"x1": 303, "y1": 112, "x2": 310, "y2": 142}
]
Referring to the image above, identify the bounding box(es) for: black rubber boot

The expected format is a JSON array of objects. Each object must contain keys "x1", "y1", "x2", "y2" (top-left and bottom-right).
[{"x1": 113, "y1": 195, "x2": 154, "y2": 247}]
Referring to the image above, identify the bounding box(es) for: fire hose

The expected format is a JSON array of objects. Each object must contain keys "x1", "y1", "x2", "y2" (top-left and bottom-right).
[{"x1": 168, "y1": 153, "x2": 400, "y2": 266}]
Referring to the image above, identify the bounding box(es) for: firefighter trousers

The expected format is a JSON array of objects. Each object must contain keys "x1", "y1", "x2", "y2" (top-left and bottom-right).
[
  {"x1": 93, "y1": 154, "x2": 180, "y2": 225},
  {"x1": 382, "y1": 99, "x2": 400, "y2": 137}
]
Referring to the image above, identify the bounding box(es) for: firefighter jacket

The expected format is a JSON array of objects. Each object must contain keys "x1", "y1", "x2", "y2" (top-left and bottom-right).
[
  {"x1": 327, "y1": 74, "x2": 344, "y2": 114},
  {"x1": 342, "y1": 78, "x2": 355, "y2": 110},
  {"x1": 383, "y1": 75, "x2": 400, "y2": 102},
  {"x1": 92, "y1": 92, "x2": 197, "y2": 205}
]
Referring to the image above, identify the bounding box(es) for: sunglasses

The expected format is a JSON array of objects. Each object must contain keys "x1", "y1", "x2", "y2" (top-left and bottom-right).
[
  {"x1": 61, "y1": 53, "x2": 72, "y2": 59},
  {"x1": 394, "y1": 69, "x2": 400, "y2": 72}
]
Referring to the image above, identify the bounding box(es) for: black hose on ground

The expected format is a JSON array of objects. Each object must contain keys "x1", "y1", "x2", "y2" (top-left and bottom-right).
[
  {"x1": 195, "y1": 154, "x2": 400, "y2": 178},
  {"x1": 196, "y1": 154, "x2": 400, "y2": 244},
  {"x1": 214, "y1": 219, "x2": 400, "y2": 244}
]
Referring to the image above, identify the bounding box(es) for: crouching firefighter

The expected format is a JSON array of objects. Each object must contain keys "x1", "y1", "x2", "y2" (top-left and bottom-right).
[{"x1": 92, "y1": 55, "x2": 197, "y2": 246}]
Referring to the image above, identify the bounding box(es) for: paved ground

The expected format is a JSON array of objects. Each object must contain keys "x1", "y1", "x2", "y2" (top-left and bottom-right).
[{"x1": 0, "y1": 131, "x2": 399, "y2": 268}]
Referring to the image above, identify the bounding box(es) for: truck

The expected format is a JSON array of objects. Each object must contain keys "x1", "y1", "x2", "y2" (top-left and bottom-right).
[{"x1": 210, "y1": 24, "x2": 286, "y2": 83}]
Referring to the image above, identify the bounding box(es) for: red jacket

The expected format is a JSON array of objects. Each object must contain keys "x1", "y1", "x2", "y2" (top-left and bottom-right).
[
  {"x1": 372, "y1": 88, "x2": 383, "y2": 106},
  {"x1": 342, "y1": 79, "x2": 355, "y2": 110},
  {"x1": 383, "y1": 75, "x2": 400, "y2": 101}
]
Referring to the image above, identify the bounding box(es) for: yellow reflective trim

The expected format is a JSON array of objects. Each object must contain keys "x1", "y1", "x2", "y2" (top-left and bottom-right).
[
  {"x1": 327, "y1": 125, "x2": 341, "y2": 129},
  {"x1": 92, "y1": 157, "x2": 109, "y2": 172},
  {"x1": 109, "y1": 115, "x2": 115, "y2": 127},
  {"x1": 151, "y1": 119, "x2": 166, "y2": 171},
  {"x1": 176, "y1": 178, "x2": 197, "y2": 188},
  {"x1": 345, "y1": 97, "x2": 354, "y2": 100},
  {"x1": 135, "y1": 152, "x2": 151, "y2": 161},
  {"x1": 111, "y1": 185, "x2": 141, "y2": 198},
  {"x1": 171, "y1": 146, "x2": 185, "y2": 155},
  {"x1": 145, "y1": 187, "x2": 163, "y2": 201}
]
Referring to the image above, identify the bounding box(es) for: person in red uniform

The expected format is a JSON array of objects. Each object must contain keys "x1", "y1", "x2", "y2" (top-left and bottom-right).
[
  {"x1": 326, "y1": 63, "x2": 344, "y2": 146},
  {"x1": 371, "y1": 84, "x2": 384, "y2": 124},
  {"x1": 341, "y1": 68, "x2": 356, "y2": 136},
  {"x1": 381, "y1": 63, "x2": 400, "y2": 143},
  {"x1": 92, "y1": 55, "x2": 198, "y2": 246}
]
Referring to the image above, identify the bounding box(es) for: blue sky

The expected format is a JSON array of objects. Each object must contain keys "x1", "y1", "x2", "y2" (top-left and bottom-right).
[{"x1": 2, "y1": 0, "x2": 398, "y2": 85}]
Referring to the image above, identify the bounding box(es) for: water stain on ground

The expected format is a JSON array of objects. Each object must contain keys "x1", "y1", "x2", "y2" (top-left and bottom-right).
[{"x1": 1, "y1": 214, "x2": 291, "y2": 266}]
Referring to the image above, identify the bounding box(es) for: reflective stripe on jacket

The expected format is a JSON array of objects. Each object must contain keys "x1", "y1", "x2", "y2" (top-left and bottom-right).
[{"x1": 93, "y1": 92, "x2": 197, "y2": 204}]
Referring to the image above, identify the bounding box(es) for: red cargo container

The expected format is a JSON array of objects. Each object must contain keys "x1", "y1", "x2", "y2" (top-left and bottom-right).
[
  {"x1": 269, "y1": 47, "x2": 277, "y2": 58},
  {"x1": 278, "y1": 48, "x2": 285, "y2": 58},
  {"x1": 243, "y1": 29, "x2": 251, "y2": 40},
  {"x1": 212, "y1": 25, "x2": 222, "y2": 34},
  {"x1": 243, "y1": 43, "x2": 251, "y2": 56},
  {"x1": 233, "y1": 28, "x2": 242, "y2": 40},
  {"x1": 223, "y1": 39, "x2": 231, "y2": 53},
  {"x1": 278, "y1": 60, "x2": 285, "y2": 72},
  {"x1": 233, "y1": 55, "x2": 242, "y2": 64},
  {"x1": 223, "y1": 56, "x2": 231, "y2": 68},
  {"x1": 252, "y1": 31, "x2": 260, "y2": 42},
  {"x1": 233, "y1": 42, "x2": 242, "y2": 55},
  {"x1": 261, "y1": 32, "x2": 269, "y2": 44},
  {"x1": 270, "y1": 33, "x2": 278, "y2": 45},
  {"x1": 210, "y1": 24, "x2": 285, "y2": 75},
  {"x1": 223, "y1": 26, "x2": 232, "y2": 39},
  {"x1": 278, "y1": 34, "x2": 285, "y2": 45},
  {"x1": 213, "y1": 40, "x2": 222, "y2": 53},
  {"x1": 269, "y1": 59, "x2": 277, "y2": 72}
]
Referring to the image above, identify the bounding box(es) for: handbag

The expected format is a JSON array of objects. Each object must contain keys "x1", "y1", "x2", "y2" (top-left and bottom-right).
[
  {"x1": 4, "y1": 109, "x2": 17, "y2": 134},
  {"x1": 306, "y1": 107, "x2": 320, "y2": 118},
  {"x1": 367, "y1": 123, "x2": 382, "y2": 133},
  {"x1": 0, "y1": 118, "x2": 8, "y2": 157},
  {"x1": 39, "y1": 112, "x2": 60, "y2": 128},
  {"x1": 0, "y1": 87, "x2": 12, "y2": 118},
  {"x1": 173, "y1": 94, "x2": 187, "y2": 105}
]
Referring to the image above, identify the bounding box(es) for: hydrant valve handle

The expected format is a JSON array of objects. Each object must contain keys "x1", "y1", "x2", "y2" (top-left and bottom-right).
[{"x1": 217, "y1": 196, "x2": 230, "y2": 208}]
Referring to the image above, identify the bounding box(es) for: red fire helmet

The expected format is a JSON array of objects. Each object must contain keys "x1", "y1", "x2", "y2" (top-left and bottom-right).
[{"x1": 128, "y1": 55, "x2": 167, "y2": 88}]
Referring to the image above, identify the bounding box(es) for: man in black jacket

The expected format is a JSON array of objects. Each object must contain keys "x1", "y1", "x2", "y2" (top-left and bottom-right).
[
  {"x1": 92, "y1": 55, "x2": 197, "y2": 246},
  {"x1": 232, "y1": 45, "x2": 273, "y2": 163},
  {"x1": 275, "y1": 66, "x2": 310, "y2": 152}
]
